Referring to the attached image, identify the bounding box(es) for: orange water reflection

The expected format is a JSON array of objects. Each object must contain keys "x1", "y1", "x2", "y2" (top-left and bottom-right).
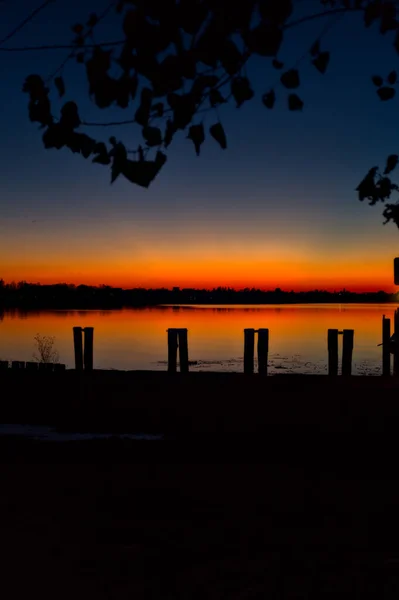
[{"x1": 0, "y1": 304, "x2": 396, "y2": 373}]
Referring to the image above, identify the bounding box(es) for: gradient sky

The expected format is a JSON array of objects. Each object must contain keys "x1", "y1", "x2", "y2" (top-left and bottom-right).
[{"x1": 1, "y1": 0, "x2": 399, "y2": 291}]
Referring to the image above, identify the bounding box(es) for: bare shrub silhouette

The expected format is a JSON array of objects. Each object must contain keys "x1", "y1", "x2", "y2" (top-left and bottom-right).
[{"x1": 33, "y1": 333, "x2": 60, "y2": 364}]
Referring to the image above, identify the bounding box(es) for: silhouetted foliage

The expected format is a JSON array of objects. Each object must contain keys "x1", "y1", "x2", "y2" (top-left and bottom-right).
[
  {"x1": 20, "y1": 0, "x2": 399, "y2": 224},
  {"x1": 0, "y1": 280, "x2": 396, "y2": 308}
]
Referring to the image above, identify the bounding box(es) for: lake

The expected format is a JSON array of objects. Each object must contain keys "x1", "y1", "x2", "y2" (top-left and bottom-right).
[{"x1": 0, "y1": 304, "x2": 396, "y2": 375}]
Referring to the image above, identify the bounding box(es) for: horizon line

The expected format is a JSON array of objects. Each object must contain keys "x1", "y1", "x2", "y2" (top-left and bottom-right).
[{"x1": 0, "y1": 280, "x2": 397, "y2": 295}]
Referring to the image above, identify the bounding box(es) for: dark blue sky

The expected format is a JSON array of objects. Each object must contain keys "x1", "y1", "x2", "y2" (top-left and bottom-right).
[{"x1": 0, "y1": 0, "x2": 398, "y2": 290}]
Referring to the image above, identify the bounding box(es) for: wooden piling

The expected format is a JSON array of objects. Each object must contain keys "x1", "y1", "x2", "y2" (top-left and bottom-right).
[
  {"x1": 83, "y1": 327, "x2": 94, "y2": 371},
  {"x1": 178, "y1": 328, "x2": 189, "y2": 373},
  {"x1": 11, "y1": 361, "x2": 24, "y2": 370},
  {"x1": 26, "y1": 362, "x2": 38, "y2": 371},
  {"x1": 244, "y1": 329, "x2": 255, "y2": 374},
  {"x1": 342, "y1": 329, "x2": 354, "y2": 376},
  {"x1": 328, "y1": 329, "x2": 339, "y2": 376},
  {"x1": 73, "y1": 326, "x2": 83, "y2": 371},
  {"x1": 39, "y1": 362, "x2": 53, "y2": 371},
  {"x1": 257, "y1": 328, "x2": 269, "y2": 375},
  {"x1": 394, "y1": 309, "x2": 399, "y2": 377},
  {"x1": 167, "y1": 329, "x2": 178, "y2": 373},
  {"x1": 382, "y1": 315, "x2": 391, "y2": 376}
]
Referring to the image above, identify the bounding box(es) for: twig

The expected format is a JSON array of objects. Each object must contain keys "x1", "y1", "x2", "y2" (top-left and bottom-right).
[{"x1": 0, "y1": 0, "x2": 56, "y2": 47}]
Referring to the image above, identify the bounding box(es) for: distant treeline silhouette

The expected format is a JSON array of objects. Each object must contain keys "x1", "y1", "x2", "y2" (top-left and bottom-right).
[{"x1": 0, "y1": 280, "x2": 396, "y2": 309}]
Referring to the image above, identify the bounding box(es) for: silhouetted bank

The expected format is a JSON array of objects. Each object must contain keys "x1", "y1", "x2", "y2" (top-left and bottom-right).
[{"x1": 0, "y1": 280, "x2": 397, "y2": 309}]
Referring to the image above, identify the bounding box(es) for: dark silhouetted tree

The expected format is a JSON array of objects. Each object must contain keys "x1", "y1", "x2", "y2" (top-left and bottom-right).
[{"x1": 20, "y1": 0, "x2": 399, "y2": 226}]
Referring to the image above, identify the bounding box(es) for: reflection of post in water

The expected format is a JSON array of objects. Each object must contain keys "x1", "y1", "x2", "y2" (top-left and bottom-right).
[
  {"x1": 328, "y1": 329, "x2": 354, "y2": 376},
  {"x1": 167, "y1": 328, "x2": 189, "y2": 373},
  {"x1": 244, "y1": 329, "x2": 269, "y2": 374}
]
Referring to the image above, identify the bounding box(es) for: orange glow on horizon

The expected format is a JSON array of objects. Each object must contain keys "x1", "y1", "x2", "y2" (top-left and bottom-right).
[
  {"x1": 0, "y1": 220, "x2": 397, "y2": 293},
  {"x1": 0, "y1": 259, "x2": 395, "y2": 294}
]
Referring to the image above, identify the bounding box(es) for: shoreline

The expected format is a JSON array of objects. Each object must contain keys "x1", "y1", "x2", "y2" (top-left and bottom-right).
[
  {"x1": 1, "y1": 299, "x2": 399, "y2": 310},
  {"x1": 1, "y1": 370, "x2": 399, "y2": 435}
]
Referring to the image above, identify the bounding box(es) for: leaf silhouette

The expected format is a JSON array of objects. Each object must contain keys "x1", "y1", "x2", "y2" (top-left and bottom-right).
[
  {"x1": 111, "y1": 143, "x2": 127, "y2": 184},
  {"x1": 210, "y1": 123, "x2": 227, "y2": 150},
  {"x1": 383, "y1": 203, "x2": 399, "y2": 227},
  {"x1": 42, "y1": 125, "x2": 65, "y2": 150},
  {"x1": 280, "y1": 69, "x2": 300, "y2": 89},
  {"x1": 272, "y1": 59, "x2": 284, "y2": 70},
  {"x1": 60, "y1": 101, "x2": 81, "y2": 129},
  {"x1": 128, "y1": 75, "x2": 138, "y2": 100},
  {"x1": 395, "y1": 30, "x2": 399, "y2": 55},
  {"x1": 173, "y1": 93, "x2": 197, "y2": 129},
  {"x1": 377, "y1": 86, "x2": 395, "y2": 101},
  {"x1": 380, "y1": 2, "x2": 397, "y2": 34},
  {"x1": 244, "y1": 23, "x2": 283, "y2": 57},
  {"x1": 187, "y1": 123, "x2": 205, "y2": 156},
  {"x1": 259, "y1": 0, "x2": 293, "y2": 24},
  {"x1": 28, "y1": 98, "x2": 52, "y2": 127},
  {"x1": 92, "y1": 142, "x2": 110, "y2": 165},
  {"x1": 122, "y1": 151, "x2": 167, "y2": 188},
  {"x1": 152, "y1": 102, "x2": 164, "y2": 117},
  {"x1": 355, "y1": 167, "x2": 378, "y2": 202},
  {"x1": 220, "y1": 40, "x2": 242, "y2": 75},
  {"x1": 312, "y1": 52, "x2": 330, "y2": 74},
  {"x1": 388, "y1": 70, "x2": 397, "y2": 85},
  {"x1": 384, "y1": 154, "x2": 399, "y2": 174},
  {"x1": 262, "y1": 90, "x2": 276, "y2": 109},
  {"x1": 142, "y1": 126, "x2": 163, "y2": 147},
  {"x1": 310, "y1": 40, "x2": 320, "y2": 57},
  {"x1": 54, "y1": 76, "x2": 65, "y2": 98},
  {"x1": 68, "y1": 133, "x2": 96, "y2": 158},
  {"x1": 23, "y1": 74, "x2": 48, "y2": 101},
  {"x1": 164, "y1": 119, "x2": 176, "y2": 148},
  {"x1": 231, "y1": 77, "x2": 254, "y2": 108},
  {"x1": 209, "y1": 89, "x2": 226, "y2": 107},
  {"x1": 134, "y1": 87, "x2": 153, "y2": 126},
  {"x1": 192, "y1": 75, "x2": 219, "y2": 98},
  {"x1": 364, "y1": 1, "x2": 382, "y2": 27},
  {"x1": 372, "y1": 75, "x2": 384, "y2": 87},
  {"x1": 288, "y1": 94, "x2": 304, "y2": 111}
]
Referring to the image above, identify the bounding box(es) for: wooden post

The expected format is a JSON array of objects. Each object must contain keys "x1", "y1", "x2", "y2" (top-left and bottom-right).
[
  {"x1": 11, "y1": 361, "x2": 24, "y2": 370},
  {"x1": 167, "y1": 329, "x2": 178, "y2": 373},
  {"x1": 342, "y1": 329, "x2": 354, "y2": 376},
  {"x1": 178, "y1": 328, "x2": 189, "y2": 373},
  {"x1": 83, "y1": 327, "x2": 94, "y2": 371},
  {"x1": 26, "y1": 362, "x2": 38, "y2": 371},
  {"x1": 328, "y1": 329, "x2": 339, "y2": 376},
  {"x1": 257, "y1": 328, "x2": 269, "y2": 375},
  {"x1": 39, "y1": 363, "x2": 53, "y2": 372},
  {"x1": 382, "y1": 315, "x2": 391, "y2": 376},
  {"x1": 394, "y1": 309, "x2": 399, "y2": 376},
  {"x1": 73, "y1": 326, "x2": 83, "y2": 371},
  {"x1": 244, "y1": 329, "x2": 255, "y2": 374}
]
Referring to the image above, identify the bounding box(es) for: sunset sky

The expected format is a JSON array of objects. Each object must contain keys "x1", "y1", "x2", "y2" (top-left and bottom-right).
[{"x1": 1, "y1": 0, "x2": 399, "y2": 292}]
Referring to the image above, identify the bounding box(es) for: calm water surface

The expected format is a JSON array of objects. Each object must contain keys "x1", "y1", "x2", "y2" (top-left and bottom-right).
[{"x1": 0, "y1": 304, "x2": 396, "y2": 375}]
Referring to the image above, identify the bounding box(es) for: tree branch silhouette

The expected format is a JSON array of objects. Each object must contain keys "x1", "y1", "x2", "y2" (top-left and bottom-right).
[
  {"x1": 0, "y1": 0, "x2": 56, "y2": 47},
  {"x1": 20, "y1": 0, "x2": 399, "y2": 226}
]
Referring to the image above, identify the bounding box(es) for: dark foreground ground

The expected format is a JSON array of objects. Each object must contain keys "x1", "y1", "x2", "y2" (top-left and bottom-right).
[
  {"x1": 2, "y1": 371, "x2": 399, "y2": 598},
  {"x1": 2, "y1": 442, "x2": 399, "y2": 599},
  {"x1": 2, "y1": 369, "x2": 399, "y2": 435}
]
